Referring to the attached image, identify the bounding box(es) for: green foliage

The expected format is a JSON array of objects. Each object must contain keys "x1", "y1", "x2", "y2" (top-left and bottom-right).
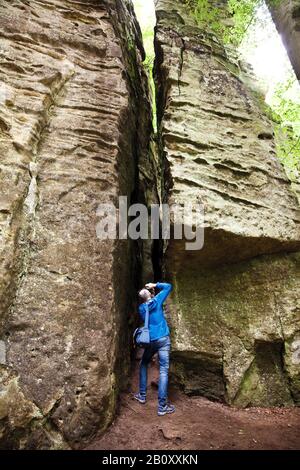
[
  {"x1": 186, "y1": 0, "x2": 260, "y2": 40},
  {"x1": 186, "y1": 0, "x2": 281, "y2": 45},
  {"x1": 271, "y1": 75, "x2": 300, "y2": 126},
  {"x1": 133, "y1": 0, "x2": 157, "y2": 131},
  {"x1": 270, "y1": 76, "x2": 300, "y2": 181},
  {"x1": 225, "y1": 0, "x2": 263, "y2": 46},
  {"x1": 143, "y1": 53, "x2": 157, "y2": 132},
  {"x1": 275, "y1": 126, "x2": 300, "y2": 181},
  {"x1": 185, "y1": 0, "x2": 225, "y2": 36},
  {"x1": 225, "y1": 0, "x2": 282, "y2": 46}
]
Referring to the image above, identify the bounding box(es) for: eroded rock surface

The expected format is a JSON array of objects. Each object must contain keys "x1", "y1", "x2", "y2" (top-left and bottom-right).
[
  {"x1": 0, "y1": 0, "x2": 151, "y2": 448},
  {"x1": 155, "y1": 0, "x2": 300, "y2": 406},
  {"x1": 268, "y1": 0, "x2": 300, "y2": 81}
]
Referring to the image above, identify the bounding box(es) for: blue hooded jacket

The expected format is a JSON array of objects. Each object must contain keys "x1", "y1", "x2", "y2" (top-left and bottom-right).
[{"x1": 138, "y1": 282, "x2": 173, "y2": 341}]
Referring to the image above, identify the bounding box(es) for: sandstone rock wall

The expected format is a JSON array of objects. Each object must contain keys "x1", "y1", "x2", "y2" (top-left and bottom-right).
[
  {"x1": 268, "y1": 0, "x2": 300, "y2": 81},
  {"x1": 154, "y1": 0, "x2": 300, "y2": 406},
  {"x1": 0, "y1": 0, "x2": 151, "y2": 448},
  {"x1": 0, "y1": 0, "x2": 299, "y2": 449}
]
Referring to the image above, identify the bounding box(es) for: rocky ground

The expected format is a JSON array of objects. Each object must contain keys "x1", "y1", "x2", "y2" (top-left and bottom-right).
[{"x1": 87, "y1": 355, "x2": 300, "y2": 450}]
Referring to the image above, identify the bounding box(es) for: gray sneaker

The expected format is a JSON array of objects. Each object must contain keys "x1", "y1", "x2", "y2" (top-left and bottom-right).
[
  {"x1": 158, "y1": 403, "x2": 175, "y2": 416},
  {"x1": 134, "y1": 393, "x2": 146, "y2": 404}
]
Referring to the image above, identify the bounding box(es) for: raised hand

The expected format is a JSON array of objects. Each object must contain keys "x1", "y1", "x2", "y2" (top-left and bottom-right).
[{"x1": 145, "y1": 282, "x2": 156, "y2": 290}]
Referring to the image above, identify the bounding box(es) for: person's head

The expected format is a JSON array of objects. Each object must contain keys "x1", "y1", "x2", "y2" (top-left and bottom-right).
[{"x1": 138, "y1": 288, "x2": 152, "y2": 302}]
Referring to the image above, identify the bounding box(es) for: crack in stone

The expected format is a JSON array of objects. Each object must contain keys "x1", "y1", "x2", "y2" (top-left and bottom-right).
[{"x1": 178, "y1": 36, "x2": 185, "y2": 96}]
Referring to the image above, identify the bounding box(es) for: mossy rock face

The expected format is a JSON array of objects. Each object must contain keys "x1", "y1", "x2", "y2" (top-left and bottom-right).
[
  {"x1": 166, "y1": 251, "x2": 300, "y2": 406},
  {"x1": 233, "y1": 341, "x2": 293, "y2": 408}
]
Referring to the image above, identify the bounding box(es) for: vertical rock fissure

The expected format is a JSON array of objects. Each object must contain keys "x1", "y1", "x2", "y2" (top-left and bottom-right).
[{"x1": 178, "y1": 37, "x2": 186, "y2": 96}]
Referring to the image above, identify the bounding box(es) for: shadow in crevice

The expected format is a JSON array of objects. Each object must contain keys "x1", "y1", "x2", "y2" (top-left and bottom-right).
[{"x1": 234, "y1": 340, "x2": 293, "y2": 408}]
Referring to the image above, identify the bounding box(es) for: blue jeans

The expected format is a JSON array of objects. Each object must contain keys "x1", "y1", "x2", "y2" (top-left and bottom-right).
[{"x1": 139, "y1": 335, "x2": 171, "y2": 408}]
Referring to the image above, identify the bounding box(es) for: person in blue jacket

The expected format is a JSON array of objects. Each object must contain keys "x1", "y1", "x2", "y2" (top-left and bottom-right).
[{"x1": 134, "y1": 282, "x2": 175, "y2": 416}]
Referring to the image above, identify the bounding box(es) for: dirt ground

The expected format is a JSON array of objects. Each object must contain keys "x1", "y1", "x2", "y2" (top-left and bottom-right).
[{"x1": 87, "y1": 355, "x2": 300, "y2": 451}]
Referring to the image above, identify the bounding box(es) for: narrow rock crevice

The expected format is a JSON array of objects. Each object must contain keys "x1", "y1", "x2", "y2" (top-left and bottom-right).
[{"x1": 177, "y1": 37, "x2": 186, "y2": 96}]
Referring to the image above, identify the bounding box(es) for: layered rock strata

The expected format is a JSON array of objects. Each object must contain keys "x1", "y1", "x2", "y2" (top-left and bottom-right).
[
  {"x1": 154, "y1": 0, "x2": 300, "y2": 406},
  {"x1": 0, "y1": 0, "x2": 151, "y2": 448}
]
